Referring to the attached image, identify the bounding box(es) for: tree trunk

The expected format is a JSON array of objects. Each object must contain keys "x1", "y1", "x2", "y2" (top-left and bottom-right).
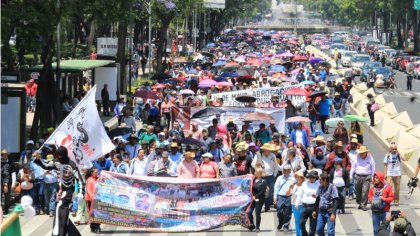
[
  {"x1": 30, "y1": 35, "x2": 60, "y2": 140},
  {"x1": 397, "y1": 20, "x2": 403, "y2": 49},
  {"x1": 411, "y1": 8, "x2": 419, "y2": 53},
  {"x1": 116, "y1": 22, "x2": 128, "y2": 95},
  {"x1": 72, "y1": 20, "x2": 78, "y2": 58},
  {"x1": 86, "y1": 19, "x2": 96, "y2": 55},
  {"x1": 134, "y1": 19, "x2": 141, "y2": 46},
  {"x1": 156, "y1": 20, "x2": 171, "y2": 72}
]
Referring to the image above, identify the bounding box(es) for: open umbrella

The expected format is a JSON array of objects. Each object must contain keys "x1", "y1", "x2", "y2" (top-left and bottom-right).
[
  {"x1": 151, "y1": 72, "x2": 171, "y2": 80},
  {"x1": 191, "y1": 107, "x2": 226, "y2": 119},
  {"x1": 215, "y1": 77, "x2": 228, "y2": 82},
  {"x1": 109, "y1": 127, "x2": 132, "y2": 139},
  {"x1": 187, "y1": 69, "x2": 199, "y2": 75},
  {"x1": 133, "y1": 90, "x2": 159, "y2": 100},
  {"x1": 309, "y1": 57, "x2": 324, "y2": 64},
  {"x1": 180, "y1": 138, "x2": 206, "y2": 147},
  {"x1": 241, "y1": 112, "x2": 274, "y2": 122},
  {"x1": 235, "y1": 95, "x2": 257, "y2": 103},
  {"x1": 198, "y1": 79, "x2": 217, "y2": 88},
  {"x1": 179, "y1": 89, "x2": 195, "y2": 95},
  {"x1": 277, "y1": 52, "x2": 294, "y2": 57},
  {"x1": 212, "y1": 60, "x2": 227, "y2": 67},
  {"x1": 300, "y1": 80, "x2": 315, "y2": 86},
  {"x1": 201, "y1": 52, "x2": 215, "y2": 58},
  {"x1": 286, "y1": 116, "x2": 312, "y2": 123},
  {"x1": 315, "y1": 61, "x2": 332, "y2": 69},
  {"x1": 309, "y1": 91, "x2": 327, "y2": 99},
  {"x1": 343, "y1": 115, "x2": 368, "y2": 122},
  {"x1": 326, "y1": 117, "x2": 348, "y2": 128},
  {"x1": 293, "y1": 55, "x2": 308, "y2": 62},
  {"x1": 284, "y1": 88, "x2": 310, "y2": 96},
  {"x1": 216, "y1": 81, "x2": 233, "y2": 87},
  {"x1": 151, "y1": 84, "x2": 167, "y2": 89},
  {"x1": 174, "y1": 57, "x2": 188, "y2": 64},
  {"x1": 270, "y1": 65, "x2": 286, "y2": 72},
  {"x1": 221, "y1": 72, "x2": 238, "y2": 77},
  {"x1": 162, "y1": 78, "x2": 182, "y2": 85}
]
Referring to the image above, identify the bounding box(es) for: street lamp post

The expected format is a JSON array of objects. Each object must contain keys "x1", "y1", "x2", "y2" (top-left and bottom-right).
[{"x1": 148, "y1": 1, "x2": 152, "y2": 76}]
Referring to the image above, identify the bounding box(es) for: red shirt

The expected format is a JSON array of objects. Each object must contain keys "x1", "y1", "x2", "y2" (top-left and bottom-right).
[
  {"x1": 85, "y1": 176, "x2": 97, "y2": 202},
  {"x1": 24, "y1": 83, "x2": 38, "y2": 96}
]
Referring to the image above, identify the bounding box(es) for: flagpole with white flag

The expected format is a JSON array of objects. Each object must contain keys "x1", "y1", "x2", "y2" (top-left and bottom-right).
[{"x1": 42, "y1": 85, "x2": 115, "y2": 167}]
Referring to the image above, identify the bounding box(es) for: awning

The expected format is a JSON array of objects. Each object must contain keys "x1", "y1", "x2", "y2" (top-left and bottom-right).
[{"x1": 26, "y1": 60, "x2": 115, "y2": 72}]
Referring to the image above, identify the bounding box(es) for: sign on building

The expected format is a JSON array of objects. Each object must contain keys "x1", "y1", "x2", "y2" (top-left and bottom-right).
[{"x1": 97, "y1": 37, "x2": 118, "y2": 56}]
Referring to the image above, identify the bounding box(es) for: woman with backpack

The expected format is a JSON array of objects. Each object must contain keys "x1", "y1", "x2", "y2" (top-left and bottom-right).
[{"x1": 368, "y1": 171, "x2": 394, "y2": 236}]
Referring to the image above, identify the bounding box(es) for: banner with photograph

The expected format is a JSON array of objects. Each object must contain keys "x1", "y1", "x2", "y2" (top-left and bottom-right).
[
  {"x1": 91, "y1": 171, "x2": 253, "y2": 232},
  {"x1": 211, "y1": 85, "x2": 305, "y2": 107},
  {"x1": 171, "y1": 106, "x2": 286, "y2": 134}
]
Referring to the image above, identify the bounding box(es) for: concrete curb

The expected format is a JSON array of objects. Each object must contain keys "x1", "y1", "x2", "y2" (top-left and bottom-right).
[{"x1": 349, "y1": 93, "x2": 416, "y2": 177}]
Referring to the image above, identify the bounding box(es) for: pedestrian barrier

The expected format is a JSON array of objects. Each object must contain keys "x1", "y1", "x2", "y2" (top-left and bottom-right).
[
  {"x1": 391, "y1": 111, "x2": 414, "y2": 128},
  {"x1": 407, "y1": 124, "x2": 420, "y2": 139},
  {"x1": 390, "y1": 130, "x2": 420, "y2": 151}
]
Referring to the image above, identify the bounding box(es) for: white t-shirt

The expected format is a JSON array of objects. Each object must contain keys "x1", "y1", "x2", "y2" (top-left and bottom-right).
[
  {"x1": 332, "y1": 169, "x2": 346, "y2": 187},
  {"x1": 298, "y1": 180, "x2": 320, "y2": 204},
  {"x1": 296, "y1": 131, "x2": 303, "y2": 145},
  {"x1": 384, "y1": 153, "x2": 402, "y2": 176},
  {"x1": 348, "y1": 149, "x2": 358, "y2": 165}
]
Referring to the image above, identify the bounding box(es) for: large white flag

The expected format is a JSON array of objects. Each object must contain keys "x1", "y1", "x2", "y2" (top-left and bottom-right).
[{"x1": 44, "y1": 86, "x2": 115, "y2": 166}]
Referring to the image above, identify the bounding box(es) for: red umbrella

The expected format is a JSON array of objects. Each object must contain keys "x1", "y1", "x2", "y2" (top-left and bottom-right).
[
  {"x1": 152, "y1": 84, "x2": 167, "y2": 89},
  {"x1": 133, "y1": 90, "x2": 159, "y2": 100},
  {"x1": 284, "y1": 88, "x2": 310, "y2": 96},
  {"x1": 293, "y1": 55, "x2": 308, "y2": 62},
  {"x1": 224, "y1": 61, "x2": 240, "y2": 68}
]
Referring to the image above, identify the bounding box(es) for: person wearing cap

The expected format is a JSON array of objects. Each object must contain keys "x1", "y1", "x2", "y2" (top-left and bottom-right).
[
  {"x1": 255, "y1": 123, "x2": 272, "y2": 144},
  {"x1": 154, "y1": 151, "x2": 176, "y2": 177},
  {"x1": 291, "y1": 170, "x2": 305, "y2": 235},
  {"x1": 346, "y1": 137, "x2": 360, "y2": 200},
  {"x1": 139, "y1": 125, "x2": 158, "y2": 145},
  {"x1": 378, "y1": 211, "x2": 416, "y2": 236},
  {"x1": 297, "y1": 170, "x2": 320, "y2": 236},
  {"x1": 234, "y1": 142, "x2": 253, "y2": 176},
  {"x1": 312, "y1": 173, "x2": 339, "y2": 236},
  {"x1": 383, "y1": 144, "x2": 406, "y2": 206},
  {"x1": 226, "y1": 116, "x2": 238, "y2": 133},
  {"x1": 332, "y1": 92, "x2": 344, "y2": 118},
  {"x1": 324, "y1": 140, "x2": 351, "y2": 173},
  {"x1": 349, "y1": 146, "x2": 375, "y2": 211},
  {"x1": 368, "y1": 171, "x2": 394, "y2": 236},
  {"x1": 157, "y1": 132, "x2": 169, "y2": 147},
  {"x1": 169, "y1": 142, "x2": 182, "y2": 164},
  {"x1": 247, "y1": 167, "x2": 267, "y2": 232},
  {"x1": 114, "y1": 98, "x2": 126, "y2": 125},
  {"x1": 273, "y1": 164, "x2": 295, "y2": 232},
  {"x1": 177, "y1": 151, "x2": 199, "y2": 178},
  {"x1": 333, "y1": 120, "x2": 349, "y2": 146},
  {"x1": 325, "y1": 137, "x2": 335, "y2": 156},
  {"x1": 1, "y1": 149, "x2": 16, "y2": 215},
  {"x1": 218, "y1": 154, "x2": 237, "y2": 178},
  {"x1": 199, "y1": 153, "x2": 219, "y2": 178},
  {"x1": 125, "y1": 134, "x2": 141, "y2": 160},
  {"x1": 20, "y1": 140, "x2": 35, "y2": 165},
  {"x1": 268, "y1": 120, "x2": 279, "y2": 135},
  {"x1": 329, "y1": 159, "x2": 349, "y2": 214},
  {"x1": 312, "y1": 136, "x2": 326, "y2": 155},
  {"x1": 317, "y1": 93, "x2": 333, "y2": 134},
  {"x1": 252, "y1": 143, "x2": 280, "y2": 212}
]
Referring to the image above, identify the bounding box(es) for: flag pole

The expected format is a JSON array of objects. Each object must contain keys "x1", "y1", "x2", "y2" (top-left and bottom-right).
[{"x1": 36, "y1": 85, "x2": 98, "y2": 153}]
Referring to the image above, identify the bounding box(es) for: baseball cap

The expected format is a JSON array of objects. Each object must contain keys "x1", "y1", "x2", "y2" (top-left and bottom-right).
[
  {"x1": 26, "y1": 140, "x2": 35, "y2": 145},
  {"x1": 394, "y1": 218, "x2": 408, "y2": 232},
  {"x1": 202, "y1": 153, "x2": 213, "y2": 158}
]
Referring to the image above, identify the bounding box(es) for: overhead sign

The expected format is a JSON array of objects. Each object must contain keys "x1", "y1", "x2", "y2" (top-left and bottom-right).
[
  {"x1": 415, "y1": 0, "x2": 420, "y2": 10},
  {"x1": 97, "y1": 37, "x2": 118, "y2": 56},
  {"x1": 91, "y1": 171, "x2": 252, "y2": 232},
  {"x1": 203, "y1": 0, "x2": 225, "y2": 9}
]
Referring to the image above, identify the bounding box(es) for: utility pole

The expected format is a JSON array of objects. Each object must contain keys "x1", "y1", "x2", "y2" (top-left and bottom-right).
[
  {"x1": 56, "y1": 0, "x2": 61, "y2": 85},
  {"x1": 148, "y1": 2, "x2": 152, "y2": 75},
  {"x1": 294, "y1": 0, "x2": 297, "y2": 34}
]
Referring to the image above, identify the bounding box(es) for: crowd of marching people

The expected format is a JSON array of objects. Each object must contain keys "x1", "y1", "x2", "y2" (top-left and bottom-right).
[{"x1": 1, "y1": 30, "x2": 419, "y2": 236}]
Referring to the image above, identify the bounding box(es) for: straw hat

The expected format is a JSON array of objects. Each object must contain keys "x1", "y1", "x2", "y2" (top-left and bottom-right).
[
  {"x1": 335, "y1": 141, "x2": 343, "y2": 147},
  {"x1": 260, "y1": 143, "x2": 272, "y2": 151},
  {"x1": 235, "y1": 141, "x2": 249, "y2": 152},
  {"x1": 295, "y1": 170, "x2": 305, "y2": 178},
  {"x1": 270, "y1": 144, "x2": 280, "y2": 152},
  {"x1": 183, "y1": 151, "x2": 195, "y2": 158},
  {"x1": 356, "y1": 146, "x2": 369, "y2": 154},
  {"x1": 1, "y1": 149, "x2": 9, "y2": 155},
  {"x1": 350, "y1": 138, "x2": 358, "y2": 143},
  {"x1": 170, "y1": 142, "x2": 179, "y2": 148},
  {"x1": 127, "y1": 134, "x2": 139, "y2": 141},
  {"x1": 227, "y1": 116, "x2": 234, "y2": 122},
  {"x1": 313, "y1": 136, "x2": 326, "y2": 144},
  {"x1": 46, "y1": 154, "x2": 54, "y2": 161}
]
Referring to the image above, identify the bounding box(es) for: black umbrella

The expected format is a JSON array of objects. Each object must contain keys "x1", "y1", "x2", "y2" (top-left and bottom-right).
[
  {"x1": 151, "y1": 72, "x2": 171, "y2": 80},
  {"x1": 201, "y1": 52, "x2": 215, "y2": 58},
  {"x1": 180, "y1": 138, "x2": 206, "y2": 147},
  {"x1": 109, "y1": 127, "x2": 132, "y2": 139},
  {"x1": 162, "y1": 78, "x2": 182, "y2": 85},
  {"x1": 235, "y1": 95, "x2": 257, "y2": 103},
  {"x1": 309, "y1": 91, "x2": 327, "y2": 98},
  {"x1": 315, "y1": 61, "x2": 331, "y2": 69},
  {"x1": 191, "y1": 107, "x2": 226, "y2": 119}
]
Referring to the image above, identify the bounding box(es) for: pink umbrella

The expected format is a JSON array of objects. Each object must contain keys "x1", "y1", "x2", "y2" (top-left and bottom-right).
[
  {"x1": 152, "y1": 84, "x2": 167, "y2": 89},
  {"x1": 199, "y1": 79, "x2": 217, "y2": 88},
  {"x1": 291, "y1": 68, "x2": 302, "y2": 75},
  {"x1": 179, "y1": 89, "x2": 195, "y2": 95},
  {"x1": 277, "y1": 52, "x2": 294, "y2": 57},
  {"x1": 286, "y1": 116, "x2": 312, "y2": 123},
  {"x1": 216, "y1": 81, "x2": 233, "y2": 87}
]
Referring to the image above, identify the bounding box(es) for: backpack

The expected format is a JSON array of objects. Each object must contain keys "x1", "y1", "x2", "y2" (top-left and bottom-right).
[{"x1": 371, "y1": 187, "x2": 386, "y2": 212}]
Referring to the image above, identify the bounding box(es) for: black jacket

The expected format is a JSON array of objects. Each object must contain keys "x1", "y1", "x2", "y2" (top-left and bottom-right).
[
  {"x1": 252, "y1": 178, "x2": 267, "y2": 200},
  {"x1": 1, "y1": 159, "x2": 15, "y2": 186},
  {"x1": 378, "y1": 221, "x2": 416, "y2": 236},
  {"x1": 329, "y1": 167, "x2": 350, "y2": 188}
]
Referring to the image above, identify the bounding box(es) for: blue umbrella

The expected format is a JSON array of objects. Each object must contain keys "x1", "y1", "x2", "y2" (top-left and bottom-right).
[
  {"x1": 187, "y1": 69, "x2": 198, "y2": 75},
  {"x1": 300, "y1": 80, "x2": 315, "y2": 85},
  {"x1": 215, "y1": 77, "x2": 228, "y2": 82},
  {"x1": 270, "y1": 65, "x2": 286, "y2": 72},
  {"x1": 206, "y1": 42, "x2": 217, "y2": 48},
  {"x1": 221, "y1": 72, "x2": 238, "y2": 77},
  {"x1": 309, "y1": 57, "x2": 324, "y2": 64},
  {"x1": 212, "y1": 60, "x2": 227, "y2": 67}
]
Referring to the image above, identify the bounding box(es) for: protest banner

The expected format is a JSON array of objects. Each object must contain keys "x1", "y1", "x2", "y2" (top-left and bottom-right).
[
  {"x1": 91, "y1": 171, "x2": 253, "y2": 232},
  {"x1": 171, "y1": 106, "x2": 286, "y2": 133},
  {"x1": 43, "y1": 86, "x2": 115, "y2": 167},
  {"x1": 211, "y1": 85, "x2": 305, "y2": 107}
]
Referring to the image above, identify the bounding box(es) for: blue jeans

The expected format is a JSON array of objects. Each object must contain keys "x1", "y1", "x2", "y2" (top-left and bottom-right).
[
  {"x1": 333, "y1": 110, "x2": 343, "y2": 118},
  {"x1": 348, "y1": 173, "x2": 355, "y2": 196},
  {"x1": 32, "y1": 179, "x2": 44, "y2": 212},
  {"x1": 293, "y1": 205, "x2": 302, "y2": 236},
  {"x1": 276, "y1": 195, "x2": 292, "y2": 229},
  {"x1": 316, "y1": 209, "x2": 335, "y2": 236},
  {"x1": 263, "y1": 175, "x2": 275, "y2": 210},
  {"x1": 309, "y1": 114, "x2": 317, "y2": 134},
  {"x1": 44, "y1": 182, "x2": 57, "y2": 214},
  {"x1": 372, "y1": 212, "x2": 387, "y2": 236}
]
